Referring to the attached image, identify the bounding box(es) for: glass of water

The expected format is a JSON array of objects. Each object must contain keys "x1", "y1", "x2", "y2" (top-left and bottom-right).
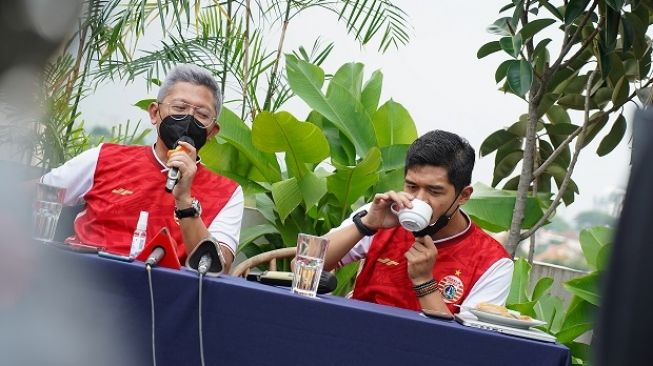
[
  {"x1": 292, "y1": 233, "x2": 330, "y2": 298},
  {"x1": 32, "y1": 183, "x2": 66, "y2": 242}
]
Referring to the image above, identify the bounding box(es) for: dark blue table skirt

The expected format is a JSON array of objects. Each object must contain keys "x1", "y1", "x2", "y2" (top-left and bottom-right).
[{"x1": 24, "y1": 246, "x2": 570, "y2": 366}]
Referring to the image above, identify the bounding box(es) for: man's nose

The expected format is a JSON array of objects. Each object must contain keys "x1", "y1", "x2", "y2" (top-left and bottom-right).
[{"x1": 414, "y1": 189, "x2": 428, "y2": 201}]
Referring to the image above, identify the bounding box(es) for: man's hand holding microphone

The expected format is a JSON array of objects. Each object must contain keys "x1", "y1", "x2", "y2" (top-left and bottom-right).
[{"x1": 165, "y1": 136, "x2": 197, "y2": 203}]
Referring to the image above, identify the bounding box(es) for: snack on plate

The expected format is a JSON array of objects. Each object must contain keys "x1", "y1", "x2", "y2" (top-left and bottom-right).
[{"x1": 476, "y1": 302, "x2": 511, "y2": 317}]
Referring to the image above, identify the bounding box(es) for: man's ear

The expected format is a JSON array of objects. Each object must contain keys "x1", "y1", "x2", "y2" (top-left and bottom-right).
[
  {"x1": 207, "y1": 122, "x2": 221, "y2": 139},
  {"x1": 458, "y1": 185, "x2": 473, "y2": 205},
  {"x1": 148, "y1": 102, "x2": 159, "y2": 125}
]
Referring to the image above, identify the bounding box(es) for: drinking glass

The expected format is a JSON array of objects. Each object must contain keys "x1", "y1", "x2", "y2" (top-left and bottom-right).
[
  {"x1": 32, "y1": 183, "x2": 66, "y2": 242},
  {"x1": 291, "y1": 234, "x2": 329, "y2": 298}
]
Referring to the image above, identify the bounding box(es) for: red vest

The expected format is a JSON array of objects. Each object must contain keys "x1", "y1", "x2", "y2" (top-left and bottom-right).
[
  {"x1": 69, "y1": 143, "x2": 238, "y2": 261},
  {"x1": 352, "y1": 223, "x2": 510, "y2": 313}
]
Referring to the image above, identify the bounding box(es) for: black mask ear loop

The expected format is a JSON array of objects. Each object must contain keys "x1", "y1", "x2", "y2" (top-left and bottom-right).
[{"x1": 412, "y1": 193, "x2": 461, "y2": 238}]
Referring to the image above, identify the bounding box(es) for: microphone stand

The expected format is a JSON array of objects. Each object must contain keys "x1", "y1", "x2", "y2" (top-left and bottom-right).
[{"x1": 186, "y1": 237, "x2": 224, "y2": 366}]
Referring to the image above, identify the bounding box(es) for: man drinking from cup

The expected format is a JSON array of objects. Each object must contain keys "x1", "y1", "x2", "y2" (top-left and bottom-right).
[{"x1": 323, "y1": 130, "x2": 513, "y2": 315}]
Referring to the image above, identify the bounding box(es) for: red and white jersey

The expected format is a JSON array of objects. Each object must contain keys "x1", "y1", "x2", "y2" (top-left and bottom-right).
[
  {"x1": 336, "y1": 206, "x2": 513, "y2": 314},
  {"x1": 42, "y1": 143, "x2": 243, "y2": 261}
]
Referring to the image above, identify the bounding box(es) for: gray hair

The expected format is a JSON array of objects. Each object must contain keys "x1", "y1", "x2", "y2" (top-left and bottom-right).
[{"x1": 157, "y1": 64, "x2": 223, "y2": 119}]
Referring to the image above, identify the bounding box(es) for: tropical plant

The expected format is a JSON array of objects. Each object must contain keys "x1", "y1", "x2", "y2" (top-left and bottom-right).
[
  {"x1": 29, "y1": 0, "x2": 410, "y2": 170},
  {"x1": 507, "y1": 225, "x2": 612, "y2": 365},
  {"x1": 478, "y1": 0, "x2": 653, "y2": 256},
  {"x1": 201, "y1": 56, "x2": 418, "y2": 295},
  {"x1": 91, "y1": 0, "x2": 411, "y2": 122}
]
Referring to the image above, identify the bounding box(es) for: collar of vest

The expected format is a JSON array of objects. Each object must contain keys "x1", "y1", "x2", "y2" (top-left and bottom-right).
[
  {"x1": 151, "y1": 143, "x2": 203, "y2": 170},
  {"x1": 430, "y1": 210, "x2": 473, "y2": 246}
]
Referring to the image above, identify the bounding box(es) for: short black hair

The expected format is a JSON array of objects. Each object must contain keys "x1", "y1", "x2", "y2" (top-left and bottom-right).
[{"x1": 405, "y1": 130, "x2": 475, "y2": 193}]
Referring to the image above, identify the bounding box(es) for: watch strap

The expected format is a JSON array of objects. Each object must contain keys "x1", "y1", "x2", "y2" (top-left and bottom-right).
[
  {"x1": 352, "y1": 210, "x2": 377, "y2": 236},
  {"x1": 175, "y1": 199, "x2": 201, "y2": 218}
]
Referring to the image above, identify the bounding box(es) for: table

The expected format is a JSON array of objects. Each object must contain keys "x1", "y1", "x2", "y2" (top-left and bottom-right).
[{"x1": 23, "y1": 246, "x2": 571, "y2": 366}]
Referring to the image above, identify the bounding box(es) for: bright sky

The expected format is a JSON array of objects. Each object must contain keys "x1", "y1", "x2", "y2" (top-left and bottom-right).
[{"x1": 80, "y1": 1, "x2": 631, "y2": 221}]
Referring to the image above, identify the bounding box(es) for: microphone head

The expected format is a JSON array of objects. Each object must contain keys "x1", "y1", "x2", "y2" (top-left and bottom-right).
[
  {"x1": 135, "y1": 227, "x2": 181, "y2": 269},
  {"x1": 177, "y1": 135, "x2": 195, "y2": 147},
  {"x1": 186, "y1": 236, "x2": 224, "y2": 276}
]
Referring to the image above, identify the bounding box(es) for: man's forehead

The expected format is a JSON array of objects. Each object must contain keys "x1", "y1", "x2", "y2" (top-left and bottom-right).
[
  {"x1": 405, "y1": 166, "x2": 452, "y2": 187},
  {"x1": 163, "y1": 82, "x2": 214, "y2": 109}
]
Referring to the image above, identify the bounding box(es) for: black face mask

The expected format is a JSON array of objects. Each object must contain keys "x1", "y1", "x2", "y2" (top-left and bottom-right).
[
  {"x1": 159, "y1": 114, "x2": 208, "y2": 150},
  {"x1": 412, "y1": 194, "x2": 460, "y2": 238}
]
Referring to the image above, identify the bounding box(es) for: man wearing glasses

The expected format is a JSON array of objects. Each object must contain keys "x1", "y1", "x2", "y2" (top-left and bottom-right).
[{"x1": 41, "y1": 64, "x2": 243, "y2": 270}]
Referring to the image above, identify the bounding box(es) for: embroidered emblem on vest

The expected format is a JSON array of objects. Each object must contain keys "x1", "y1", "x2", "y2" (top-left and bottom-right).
[
  {"x1": 112, "y1": 188, "x2": 133, "y2": 196},
  {"x1": 377, "y1": 258, "x2": 399, "y2": 266},
  {"x1": 437, "y1": 274, "x2": 464, "y2": 303}
]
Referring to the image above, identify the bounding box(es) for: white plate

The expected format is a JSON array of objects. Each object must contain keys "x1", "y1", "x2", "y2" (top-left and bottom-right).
[{"x1": 467, "y1": 308, "x2": 547, "y2": 329}]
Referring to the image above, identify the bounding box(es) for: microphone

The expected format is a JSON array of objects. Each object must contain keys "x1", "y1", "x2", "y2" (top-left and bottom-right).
[
  {"x1": 135, "y1": 227, "x2": 181, "y2": 270},
  {"x1": 165, "y1": 136, "x2": 195, "y2": 193},
  {"x1": 186, "y1": 236, "x2": 225, "y2": 277},
  {"x1": 145, "y1": 247, "x2": 165, "y2": 267}
]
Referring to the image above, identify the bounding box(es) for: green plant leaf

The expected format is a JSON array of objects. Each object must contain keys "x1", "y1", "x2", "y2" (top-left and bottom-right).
[
  {"x1": 611, "y1": 76, "x2": 630, "y2": 107},
  {"x1": 579, "y1": 226, "x2": 613, "y2": 270},
  {"x1": 532, "y1": 277, "x2": 554, "y2": 302},
  {"x1": 380, "y1": 144, "x2": 410, "y2": 172},
  {"x1": 239, "y1": 223, "x2": 279, "y2": 247},
  {"x1": 332, "y1": 262, "x2": 360, "y2": 296},
  {"x1": 252, "y1": 111, "x2": 329, "y2": 168},
  {"x1": 255, "y1": 193, "x2": 277, "y2": 224},
  {"x1": 564, "y1": 272, "x2": 600, "y2": 306},
  {"x1": 605, "y1": 0, "x2": 624, "y2": 11},
  {"x1": 581, "y1": 112, "x2": 610, "y2": 148},
  {"x1": 500, "y1": 36, "x2": 518, "y2": 58},
  {"x1": 597, "y1": 114, "x2": 626, "y2": 157},
  {"x1": 517, "y1": 18, "x2": 556, "y2": 42},
  {"x1": 508, "y1": 258, "x2": 531, "y2": 304},
  {"x1": 298, "y1": 171, "x2": 328, "y2": 210},
  {"x1": 564, "y1": 0, "x2": 590, "y2": 25},
  {"x1": 495, "y1": 60, "x2": 513, "y2": 83},
  {"x1": 596, "y1": 242, "x2": 612, "y2": 270},
  {"x1": 214, "y1": 107, "x2": 281, "y2": 183},
  {"x1": 545, "y1": 123, "x2": 580, "y2": 136},
  {"x1": 506, "y1": 60, "x2": 533, "y2": 97},
  {"x1": 477, "y1": 41, "x2": 502, "y2": 59},
  {"x1": 308, "y1": 111, "x2": 356, "y2": 166},
  {"x1": 271, "y1": 177, "x2": 302, "y2": 222},
  {"x1": 361, "y1": 70, "x2": 383, "y2": 117},
  {"x1": 201, "y1": 138, "x2": 269, "y2": 196},
  {"x1": 486, "y1": 17, "x2": 512, "y2": 36},
  {"x1": 556, "y1": 322, "x2": 594, "y2": 344},
  {"x1": 134, "y1": 98, "x2": 156, "y2": 111},
  {"x1": 493, "y1": 150, "x2": 523, "y2": 186},
  {"x1": 507, "y1": 301, "x2": 537, "y2": 317},
  {"x1": 480, "y1": 129, "x2": 517, "y2": 156},
  {"x1": 329, "y1": 62, "x2": 364, "y2": 99},
  {"x1": 374, "y1": 168, "x2": 405, "y2": 193},
  {"x1": 535, "y1": 294, "x2": 565, "y2": 334},
  {"x1": 558, "y1": 94, "x2": 598, "y2": 110},
  {"x1": 327, "y1": 147, "x2": 381, "y2": 212},
  {"x1": 541, "y1": 1, "x2": 564, "y2": 20},
  {"x1": 466, "y1": 183, "x2": 545, "y2": 232},
  {"x1": 372, "y1": 100, "x2": 418, "y2": 147},
  {"x1": 546, "y1": 105, "x2": 572, "y2": 124},
  {"x1": 286, "y1": 55, "x2": 377, "y2": 156}
]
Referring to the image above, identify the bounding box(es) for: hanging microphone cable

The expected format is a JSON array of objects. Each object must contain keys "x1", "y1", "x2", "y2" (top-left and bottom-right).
[
  {"x1": 186, "y1": 237, "x2": 224, "y2": 366},
  {"x1": 198, "y1": 273, "x2": 206, "y2": 366},
  {"x1": 146, "y1": 264, "x2": 157, "y2": 366}
]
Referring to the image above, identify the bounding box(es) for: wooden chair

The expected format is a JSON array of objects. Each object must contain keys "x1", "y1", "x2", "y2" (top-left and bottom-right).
[{"x1": 231, "y1": 247, "x2": 296, "y2": 277}]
